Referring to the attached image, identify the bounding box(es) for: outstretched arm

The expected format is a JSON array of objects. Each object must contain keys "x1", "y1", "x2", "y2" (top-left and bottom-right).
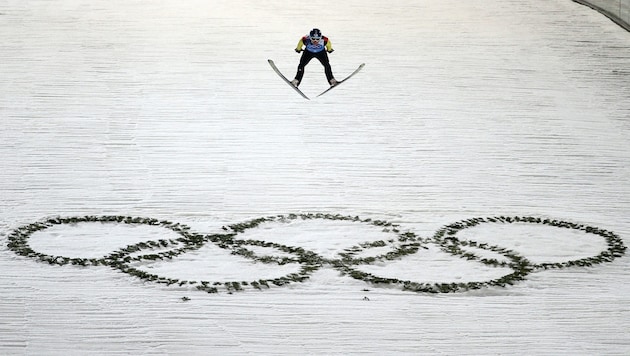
[
  {"x1": 325, "y1": 38, "x2": 334, "y2": 53},
  {"x1": 295, "y1": 38, "x2": 305, "y2": 52}
]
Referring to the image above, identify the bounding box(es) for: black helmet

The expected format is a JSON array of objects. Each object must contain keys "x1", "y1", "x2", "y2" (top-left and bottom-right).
[{"x1": 309, "y1": 28, "x2": 322, "y2": 39}]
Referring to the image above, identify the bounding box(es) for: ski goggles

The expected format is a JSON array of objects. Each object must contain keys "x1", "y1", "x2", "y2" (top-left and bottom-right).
[{"x1": 310, "y1": 36, "x2": 321, "y2": 41}]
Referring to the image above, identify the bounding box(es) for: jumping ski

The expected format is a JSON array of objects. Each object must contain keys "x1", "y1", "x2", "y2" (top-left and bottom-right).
[
  {"x1": 317, "y1": 63, "x2": 365, "y2": 97},
  {"x1": 268, "y1": 59, "x2": 310, "y2": 100}
]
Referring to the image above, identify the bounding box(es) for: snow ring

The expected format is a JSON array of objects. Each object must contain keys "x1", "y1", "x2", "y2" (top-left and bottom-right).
[
  {"x1": 6, "y1": 214, "x2": 626, "y2": 295},
  {"x1": 433, "y1": 216, "x2": 627, "y2": 271}
]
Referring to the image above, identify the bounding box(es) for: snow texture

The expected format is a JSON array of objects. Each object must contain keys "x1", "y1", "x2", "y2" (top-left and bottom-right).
[{"x1": 1, "y1": 0, "x2": 630, "y2": 355}]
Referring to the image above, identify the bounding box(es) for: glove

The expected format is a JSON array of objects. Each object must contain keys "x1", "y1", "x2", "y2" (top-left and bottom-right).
[
  {"x1": 295, "y1": 48, "x2": 303, "y2": 53},
  {"x1": 327, "y1": 49, "x2": 334, "y2": 53}
]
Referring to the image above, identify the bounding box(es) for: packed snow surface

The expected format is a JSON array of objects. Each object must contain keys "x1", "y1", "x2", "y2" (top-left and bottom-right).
[{"x1": 1, "y1": 0, "x2": 630, "y2": 355}]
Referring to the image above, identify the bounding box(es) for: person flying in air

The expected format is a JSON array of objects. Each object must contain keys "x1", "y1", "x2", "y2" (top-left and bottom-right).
[{"x1": 291, "y1": 28, "x2": 338, "y2": 88}]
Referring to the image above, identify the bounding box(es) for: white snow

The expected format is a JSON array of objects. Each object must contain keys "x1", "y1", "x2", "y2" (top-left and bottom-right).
[{"x1": 1, "y1": 0, "x2": 630, "y2": 355}]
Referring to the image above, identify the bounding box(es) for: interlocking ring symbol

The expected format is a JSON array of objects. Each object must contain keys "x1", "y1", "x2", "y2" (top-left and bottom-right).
[{"x1": 6, "y1": 213, "x2": 626, "y2": 294}]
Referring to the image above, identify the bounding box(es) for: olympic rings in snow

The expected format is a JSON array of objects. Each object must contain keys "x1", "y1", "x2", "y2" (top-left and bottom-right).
[{"x1": 6, "y1": 214, "x2": 627, "y2": 294}]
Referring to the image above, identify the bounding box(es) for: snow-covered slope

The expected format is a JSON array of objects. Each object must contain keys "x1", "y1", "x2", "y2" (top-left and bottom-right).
[{"x1": 1, "y1": 0, "x2": 629, "y2": 354}]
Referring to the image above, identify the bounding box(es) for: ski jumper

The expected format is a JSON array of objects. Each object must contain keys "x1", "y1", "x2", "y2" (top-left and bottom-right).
[{"x1": 294, "y1": 35, "x2": 334, "y2": 85}]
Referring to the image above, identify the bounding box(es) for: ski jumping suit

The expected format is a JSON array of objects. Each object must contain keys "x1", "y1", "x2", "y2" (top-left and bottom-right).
[{"x1": 294, "y1": 36, "x2": 334, "y2": 84}]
